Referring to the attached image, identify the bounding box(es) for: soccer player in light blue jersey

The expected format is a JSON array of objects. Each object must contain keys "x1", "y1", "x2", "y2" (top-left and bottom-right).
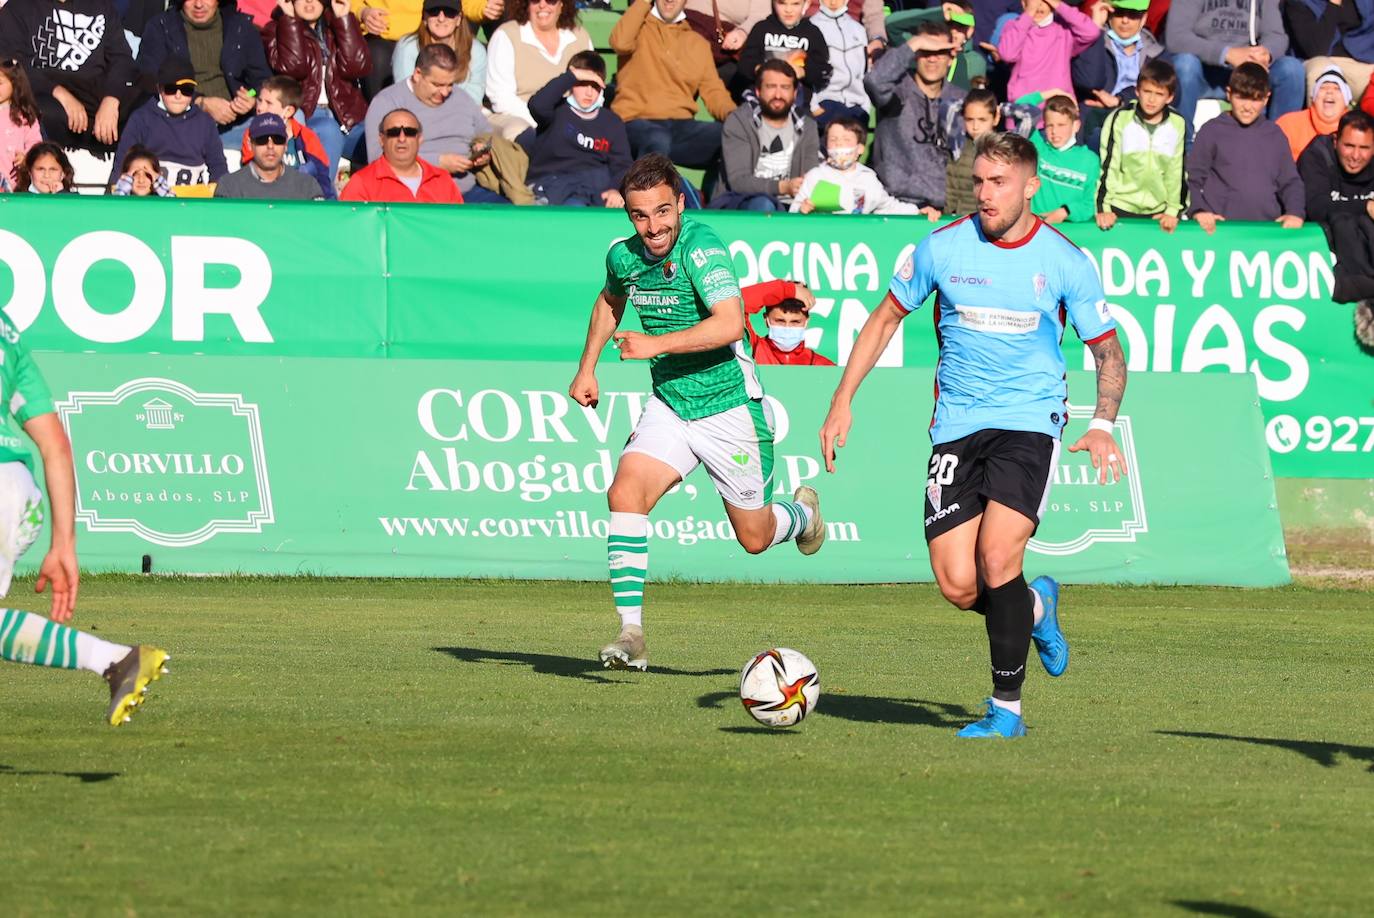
[{"x1": 820, "y1": 132, "x2": 1130, "y2": 739}]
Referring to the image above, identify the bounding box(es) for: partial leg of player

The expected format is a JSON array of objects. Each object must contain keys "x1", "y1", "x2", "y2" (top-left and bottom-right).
[{"x1": 0, "y1": 608, "x2": 170, "y2": 726}]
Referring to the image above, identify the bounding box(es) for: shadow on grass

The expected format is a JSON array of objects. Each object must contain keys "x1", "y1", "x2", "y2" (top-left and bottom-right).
[
  {"x1": 1157, "y1": 731, "x2": 1374, "y2": 773},
  {"x1": 718, "y1": 725, "x2": 801, "y2": 736},
  {"x1": 433, "y1": 646, "x2": 734, "y2": 685},
  {"x1": 698, "y1": 691, "x2": 974, "y2": 728},
  {"x1": 0, "y1": 764, "x2": 119, "y2": 783},
  {"x1": 1171, "y1": 900, "x2": 1276, "y2": 917}
]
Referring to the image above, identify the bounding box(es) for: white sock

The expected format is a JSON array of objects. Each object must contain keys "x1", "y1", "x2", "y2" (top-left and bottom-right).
[
  {"x1": 608, "y1": 511, "x2": 648, "y2": 630},
  {"x1": 1030, "y1": 586, "x2": 1045, "y2": 626},
  {"x1": 768, "y1": 500, "x2": 814, "y2": 548},
  {"x1": 77, "y1": 632, "x2": 129, "y2": 675},
  {"x1": 991, "y1": 697, "x2": 1022, "y2": 715}
]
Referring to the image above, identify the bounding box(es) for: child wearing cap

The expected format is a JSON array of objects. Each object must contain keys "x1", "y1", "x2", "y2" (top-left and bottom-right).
[
  {"x1": 525, "y1": 51, "x2": 632, "y2": 206},
  {"x1": 241, "y1": 75, "x2": 336, "y2": 198},
  {"x1": 1277, "y1": 67, "x2": 1352, "y2": 160},
  {"x1": 108, "y1": 57, "x2": 227, "y2": 191},
  {"x1": 997, "y1": 0, "x2": 1099, "y2": 105}
]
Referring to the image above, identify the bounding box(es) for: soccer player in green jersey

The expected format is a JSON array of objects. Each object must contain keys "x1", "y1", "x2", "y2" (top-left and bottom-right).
[
  {"x1": 569, "y1": 154, "x2": 826, "y2": 671},
  {"x1": 0, "y1": 317, "x2": 169, "y2": 726}
]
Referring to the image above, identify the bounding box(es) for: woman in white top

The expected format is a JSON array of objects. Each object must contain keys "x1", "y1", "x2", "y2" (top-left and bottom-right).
[
  {"x1": 484, "y1": 0, "x2": 592, "y2": 140},
  {"x1": 392, "y1": 0, "x2": 487, "y2": 105}
]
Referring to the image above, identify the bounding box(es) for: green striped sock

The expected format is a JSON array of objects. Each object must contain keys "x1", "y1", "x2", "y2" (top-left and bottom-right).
[
  {"x1": 769, "y1": 500, "x2": 812, "y2": 547},
  {"x1": 608, "y1": 512, "x2": 649, "y2": 629},
  {"x1": 0, "y1": 608, "x2": 129, "y2": 675}
]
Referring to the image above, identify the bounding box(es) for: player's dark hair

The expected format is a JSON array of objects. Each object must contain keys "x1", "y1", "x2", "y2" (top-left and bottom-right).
[
  {"x1": 1138, "y1": 58, "x2": 1177, "y2": 97},
  {"x1": 568, "y1": 50, "x2": 606, "y2": 78},
  {"x1": 261, "y1": 75, "x2": 303, "y2": 111},
  {"x1": 974, "y1": 131, "x2": 1038, "y2": 172},
  {"x1": 826, "y1": 116, "x2": 866, "y2": 145},
  {"x1": 1338, "y1": 108, "x2": 1374, "y2": 139},
  {"x1": 415, "y1": 43, "x2": 460, "y2": 75},
  {"x1": 962, "y1": 89, "x2": 998, "y2": 119},
  {"x1": 756, "y1": 59, "x2": 798, "y2": 88},
  {"x1": 1228, "y1": 62, "x2": 1270, "y2": 99},
  {"x1": 620, "y1": 153, "x2": 683, "y2": 200},
  {"x1": 1043, "y1": 94, "x2": 1081, "y2": 121}
]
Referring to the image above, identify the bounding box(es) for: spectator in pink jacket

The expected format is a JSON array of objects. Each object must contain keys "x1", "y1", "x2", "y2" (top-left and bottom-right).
[
  {"x1": 997, "y1": 0, "x2": 1099, "y2": 103},
  {"x1": 0, "y1": 59, "x2": 42, "y2": 192}
]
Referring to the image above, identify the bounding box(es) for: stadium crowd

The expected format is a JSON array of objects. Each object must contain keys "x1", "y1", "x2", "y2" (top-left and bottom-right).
[{"x1": 1, "y1": 0, "x2": 1374, "y2": 335}]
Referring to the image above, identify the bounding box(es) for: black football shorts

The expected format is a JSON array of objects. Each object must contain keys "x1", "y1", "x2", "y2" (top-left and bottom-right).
[{"x1": 922, "y1": 429, "x2": 1060, "y2": 542}]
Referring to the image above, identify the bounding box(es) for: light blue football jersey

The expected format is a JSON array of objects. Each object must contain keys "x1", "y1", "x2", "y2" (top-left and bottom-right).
[{"x1": 889, "y1": 215, "x2": 1117, "y2": 445}]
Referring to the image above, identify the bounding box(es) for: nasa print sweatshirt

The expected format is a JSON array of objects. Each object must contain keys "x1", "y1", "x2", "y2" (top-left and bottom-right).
[
  {"x1": 738, "y1": 14, "x2": 832, "y2": 95},
  {"x1": 0, "y1": 0, "x2": 139, "y2": 110}
]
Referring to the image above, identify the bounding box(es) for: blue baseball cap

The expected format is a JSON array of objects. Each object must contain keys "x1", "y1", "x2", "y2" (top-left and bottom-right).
[{"x1": 248, "y1": 113, "x2": 287, "y2": 140}]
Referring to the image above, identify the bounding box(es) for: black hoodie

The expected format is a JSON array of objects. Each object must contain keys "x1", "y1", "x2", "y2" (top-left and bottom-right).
[
  {"x1": 0, "y1": 0, "x2": 138, "y2": 109},
  {"x1": 1297, "y1": 132, "x2": 1374, "y2": 235},
  {"x1": 737, "y1": 13, "x2": 831, "y2": 95}
]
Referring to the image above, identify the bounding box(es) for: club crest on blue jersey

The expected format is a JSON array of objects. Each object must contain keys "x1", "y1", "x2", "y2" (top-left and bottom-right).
[{"x1": 1033, "y1": 272, "x2": 1048, "y2": 301}]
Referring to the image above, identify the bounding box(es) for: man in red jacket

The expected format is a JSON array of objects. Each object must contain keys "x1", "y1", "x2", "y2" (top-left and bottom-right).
[
  {"x1": 340, "y1": 108, "x2": 462, "y2": 203},
  {"x1": 742, "y1": 279, "x2": 837, "y2": 365}
]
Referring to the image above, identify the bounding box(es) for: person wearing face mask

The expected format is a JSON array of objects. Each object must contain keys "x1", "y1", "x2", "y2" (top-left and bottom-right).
[
  {"x1": 790, "y1": 116, "x2": 920, "y2": 213},
  {"x1": 526, "y1": 51, "x2": 632, "y2": 206},
  {"x1": 742, "y1": 281, "x2": 836, "y2": 366},
  {"x1": 1030, "y1": 94, "x2": 1099, "y2": 223}
]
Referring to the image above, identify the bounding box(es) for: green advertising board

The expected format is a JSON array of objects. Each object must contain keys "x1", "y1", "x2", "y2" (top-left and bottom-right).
[
  {"x1": 1, "y1": 196, "x2": 1366, "y2": 477},
  {"x1": 30, "y1": 354, "x2": 1287, "y2": 586}
]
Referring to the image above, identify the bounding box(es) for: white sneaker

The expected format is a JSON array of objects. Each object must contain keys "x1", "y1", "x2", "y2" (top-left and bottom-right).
[
  {"x1": 599, "y1": 625, "x2": 648, "y2": 671},
  {"x1": 793, "y1": 486, "x2": 825, "y2": 556}
]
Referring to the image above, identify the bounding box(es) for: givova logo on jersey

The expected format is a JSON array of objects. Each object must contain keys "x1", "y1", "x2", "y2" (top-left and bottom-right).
[
  {"x1": 1028, "y1": 406, "x2": 1148, "y2": 557},
  {"x1": 33, "y1": 10, "x2": 107, "y2": 72}
]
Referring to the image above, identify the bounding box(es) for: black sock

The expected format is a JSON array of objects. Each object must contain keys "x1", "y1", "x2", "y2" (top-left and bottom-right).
[
  {"x1": 984, "y1": 574, "x2": 1033, "y2": 702},
  {"x1": 969, "y1": 588, "x2": 989, "y2": 616}
]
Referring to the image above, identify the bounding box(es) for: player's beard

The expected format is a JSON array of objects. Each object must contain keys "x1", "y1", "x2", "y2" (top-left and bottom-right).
[{"x1": 979, "y1": 196, "x2": 1024, "y2": 241}]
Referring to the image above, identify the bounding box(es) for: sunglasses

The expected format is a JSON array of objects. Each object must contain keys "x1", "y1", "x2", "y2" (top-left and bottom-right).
[
  {"x1": 383, "y1": 125, "x2": 420, "y2": 138},
  {"x1": 531, "y1": 0, "x2": 560, "y2": 6},
  {"x1": 251, "y1": 134, "x2": 287, "y2": 146},
  {"x1": 161, "y1": 83, "x2": 195, "y2": 97},
  {"x1": 426, "y1": 6, "x2": 460, "y2": 16}
]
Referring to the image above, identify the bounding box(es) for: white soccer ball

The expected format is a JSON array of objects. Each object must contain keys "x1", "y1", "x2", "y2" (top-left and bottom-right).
[{"x1": 739, "y1": 648, "x2": 820, "y2": 727}]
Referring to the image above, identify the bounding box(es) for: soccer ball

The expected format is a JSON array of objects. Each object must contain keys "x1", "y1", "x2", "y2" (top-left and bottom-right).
[{"x1": 739, "y1": 648, "x2": 820, "y2": 727}]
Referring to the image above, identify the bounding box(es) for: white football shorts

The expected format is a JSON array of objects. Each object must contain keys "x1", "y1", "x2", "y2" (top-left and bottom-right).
[
  {"x1": 621, "y1": 396, "x2": 776, "y2": 510},
  {"x1": 0, "y1": 462, "x2": 44, "y2": 598}
]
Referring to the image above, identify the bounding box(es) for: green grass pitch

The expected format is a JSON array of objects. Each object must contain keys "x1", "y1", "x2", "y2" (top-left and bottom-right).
[{"x1": 1, "y1": 576, "x2": 1371, "y2": 916}]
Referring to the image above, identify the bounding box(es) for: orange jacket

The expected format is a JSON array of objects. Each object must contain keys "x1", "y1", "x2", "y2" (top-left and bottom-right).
[{"x1": 339, "y1": 156, "x2": 463, "y2": 203}]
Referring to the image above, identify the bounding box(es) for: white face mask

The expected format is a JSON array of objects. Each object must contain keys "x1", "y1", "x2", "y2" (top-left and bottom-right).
[
  {"x1": 767, "y1": 325, "x2": 805, "y2": 351},
  {"x1": 567, "y1": 91, "x2": 605, "y2": 114},
  {"x1": 818, "y1": 3, "x2": 848, "y2": 18},
  {"x1": 827, "y1": 145, "x2": 860, "y2": 170}
]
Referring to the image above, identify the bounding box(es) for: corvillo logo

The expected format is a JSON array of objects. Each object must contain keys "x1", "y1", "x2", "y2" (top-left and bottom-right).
[
  {"x1": 1028, "y1": 405, "x2": 1148, "y2": 556},
  {"x1": 57, "y1": 378, "x2": 274, "y2": 547}
]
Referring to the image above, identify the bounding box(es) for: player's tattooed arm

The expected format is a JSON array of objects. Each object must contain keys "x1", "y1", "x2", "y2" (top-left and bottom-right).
[{"x1": 1087, "y1": 334, "x2": 1127, "y2": 421}]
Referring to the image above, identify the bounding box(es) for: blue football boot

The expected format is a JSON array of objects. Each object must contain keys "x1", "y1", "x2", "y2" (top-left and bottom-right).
[
  {"x1": 956, "y1": 699, "x2": 1026, "y2": 738},
  {"x1": 1029, "y1": 575, "x2": 1068, "y2": 677}
]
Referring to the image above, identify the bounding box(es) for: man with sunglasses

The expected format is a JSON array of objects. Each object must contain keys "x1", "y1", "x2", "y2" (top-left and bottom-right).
[
  {"x1": 108, "y1": 57, "x2": 227, "y2": 190},
  {"x1": 215, "y1": 112, "x2": 325, "y2": 199},
  {"x1": 341, "y1": 106, "x2": 463, "y2": 202}
]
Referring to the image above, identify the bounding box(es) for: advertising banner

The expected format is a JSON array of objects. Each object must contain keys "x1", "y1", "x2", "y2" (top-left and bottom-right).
[
  {"x1": 2, "y1": 196, "x2": 1365, "y2": 476},
  {"x1": 31, "y1": 354, "x2": 1288, "y2": 586}
]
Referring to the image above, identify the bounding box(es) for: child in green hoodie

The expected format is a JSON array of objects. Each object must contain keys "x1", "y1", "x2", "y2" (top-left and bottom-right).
[
  {"x1": 1032, "y1": 94, "x2": 1099, "y2": 223},
  {"x1": 1096, "y1": 58, "x2": 1187, "y2": 233}
]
